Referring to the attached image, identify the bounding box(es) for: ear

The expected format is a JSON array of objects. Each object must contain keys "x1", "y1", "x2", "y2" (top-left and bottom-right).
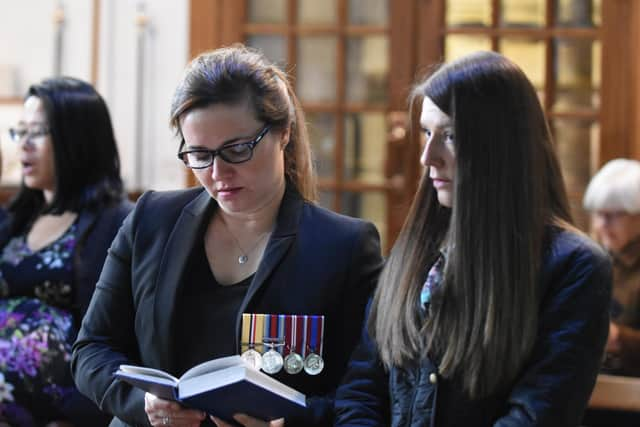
[{"x1": 280, "y1": 125, "x2": 291, "y2": 149}]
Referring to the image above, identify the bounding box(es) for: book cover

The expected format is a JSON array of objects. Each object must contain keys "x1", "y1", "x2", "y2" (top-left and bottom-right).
[{"x1": 115, "y1": 356, "x2": 307, "y2": 423}]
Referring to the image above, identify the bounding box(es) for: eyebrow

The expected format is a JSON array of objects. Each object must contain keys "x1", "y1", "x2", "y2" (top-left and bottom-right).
[{"x1": 183, "y1": 133, "x2": 256, "y2": 150}]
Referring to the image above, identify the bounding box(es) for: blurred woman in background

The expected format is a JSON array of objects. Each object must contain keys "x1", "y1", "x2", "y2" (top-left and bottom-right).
[{"x1": 0, "y1": 77, "x2": 133, "y2": 427}]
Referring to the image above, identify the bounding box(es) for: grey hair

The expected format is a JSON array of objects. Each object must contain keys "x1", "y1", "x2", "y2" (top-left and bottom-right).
[{"x1": 583, "y1": 158, "x2": 640, "y2": 213}]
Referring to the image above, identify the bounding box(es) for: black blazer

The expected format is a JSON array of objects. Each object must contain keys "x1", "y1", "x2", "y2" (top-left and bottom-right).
[{"x1": 72, "y1": 185, "x2": 383, "y2": 427}]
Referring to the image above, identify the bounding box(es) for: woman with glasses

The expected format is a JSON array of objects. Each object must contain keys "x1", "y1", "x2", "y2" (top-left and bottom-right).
[
  {"x1": 334, "y1": 51, "x2": 611, "y2": 427},
  {"x1": 0, "y1": 77, "x2": 133, "y2": 427},
  {"x1": 71, "y1": 45, "x2": 383, "y2": 427}
]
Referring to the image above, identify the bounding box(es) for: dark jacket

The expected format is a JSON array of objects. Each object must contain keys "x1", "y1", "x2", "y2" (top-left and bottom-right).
[
  {"x1": 71, "y1": 186, "x2": 383, "y2": 427},
  {"x1": 335, "y1": 227, "x2": 612, "y2": 427},
  {"x1": 0, "y1": 198, "x2": 134, "y2": 426}
]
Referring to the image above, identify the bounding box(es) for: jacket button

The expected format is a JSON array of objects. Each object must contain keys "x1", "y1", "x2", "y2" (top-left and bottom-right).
[{"x1": 429, "y1": 373, "x2": 438, "y2": 384}]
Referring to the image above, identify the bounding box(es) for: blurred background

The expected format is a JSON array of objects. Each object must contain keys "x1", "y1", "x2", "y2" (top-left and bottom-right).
[{"x1": 1, "y1": 0, "x2": 637, "y2": 252}]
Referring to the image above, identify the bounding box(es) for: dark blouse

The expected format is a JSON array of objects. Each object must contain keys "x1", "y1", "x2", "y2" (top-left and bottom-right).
[
  {"x1": 174, "y1": 240, "x2": 252, "y2": 377},
  {"x1": 0, "y1": 221, "x2": 79, "y2": 426}
]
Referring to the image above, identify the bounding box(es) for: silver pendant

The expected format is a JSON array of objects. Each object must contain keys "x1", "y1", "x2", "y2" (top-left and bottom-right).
[{"x1": 238, "y1": 254, "x2": 248, "y2": 264}]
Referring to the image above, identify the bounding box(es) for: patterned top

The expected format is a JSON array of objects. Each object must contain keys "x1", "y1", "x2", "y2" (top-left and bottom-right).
[
  {"x1": 420, "y1": 250, "x2": 446, "y2": 312},
  {"x1": 0, "y1": 222, "x2": 79, "y2": 426}
]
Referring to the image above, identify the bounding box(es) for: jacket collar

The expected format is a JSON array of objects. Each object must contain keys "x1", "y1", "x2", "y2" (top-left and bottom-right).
[{"x1": 153, "y1": 184, "x2": 305, "y2": 369}]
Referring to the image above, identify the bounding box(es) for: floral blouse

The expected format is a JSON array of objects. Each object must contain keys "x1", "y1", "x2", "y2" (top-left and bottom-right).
[{"x1": 0, "y1": 223, "x2": 78, "y2": 426}]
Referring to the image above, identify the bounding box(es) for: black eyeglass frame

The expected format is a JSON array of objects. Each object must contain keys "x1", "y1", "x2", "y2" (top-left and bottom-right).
[
  {"x1": 8, "y1": 125, "x2": 51, "y2": 143},
  {"x1": 177, "y1": 124, "x2": 272, "y2": 169}
]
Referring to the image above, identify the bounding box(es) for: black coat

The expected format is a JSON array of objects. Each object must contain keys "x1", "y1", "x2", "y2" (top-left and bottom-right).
[
  {"x1": 335, "y1": 227, "x2": 612, "y2": 427},
  {"x1": 71, "y1": 186, "x2": 383, "y2": 427}
]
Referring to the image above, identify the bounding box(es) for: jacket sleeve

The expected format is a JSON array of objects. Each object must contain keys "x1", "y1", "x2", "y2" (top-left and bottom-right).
[
  {"x1": 71, "y1": 195, "x2": 150, "y2": 427},
  {"x1": 333, "y1": 300, "x2": 390, "y2": 426},
  {"x1": 494, "y1": 241, "x2": 612, "y2": 427},
  {"x1": 294, "y1": 221, "x2": 384, "y2": 426}
]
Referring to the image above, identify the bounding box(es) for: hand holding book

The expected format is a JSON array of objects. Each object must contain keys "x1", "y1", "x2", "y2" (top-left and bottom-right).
[{"x1": 115, "y1": 355, "x2": 306, "y2": 425}]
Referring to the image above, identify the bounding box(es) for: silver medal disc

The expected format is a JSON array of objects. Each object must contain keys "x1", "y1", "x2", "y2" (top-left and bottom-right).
[
  {"x1": 283, "y1": 352, "x2": 304, "y2": 374},
  {"x1": 303, "y1": 352, "x2": 324, "y2": 375},
  {"x1": 241, "y1": 348, "x2": 263, "y2": 371},
  {"x1": 261, "y1": 349, "x2": 284, "y2": 374}
]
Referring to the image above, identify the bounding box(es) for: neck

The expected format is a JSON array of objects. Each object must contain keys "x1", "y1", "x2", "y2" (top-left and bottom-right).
[
  {"x1": 217, "y1": 183, "x2": 285, "y2": 234},
  {"x1": 43, "y1": 189, "x2": 54, "y2": 204}
]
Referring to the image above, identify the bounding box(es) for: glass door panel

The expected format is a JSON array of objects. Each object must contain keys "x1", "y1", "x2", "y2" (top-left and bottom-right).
[
  {"x1": 501, "y1": 0, "x2": 545, "y2": 27},
  {"x1": 298, "y1": 0, "x2": 337, "y2": 24},
  {"x1": 248, "y1": 0, "x2": 286, "y2": 23},
  {"x1": 346, "y1": 35, "x2": 389, "y2": 103},
  {"x1": 343, "y1": 113, "x2": 386, "y2": 184},
  {"x1": 296, "y1": 37, "x2": 338, "y2": 102}
]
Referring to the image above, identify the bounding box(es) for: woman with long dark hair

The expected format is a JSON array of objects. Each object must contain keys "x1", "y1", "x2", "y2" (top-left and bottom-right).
[
  {"x1": 334, "y1": 51, "x2": 611, "y2": 426},
  {"x1": 0, "y1": 77, "x2": 133, "y2": 426}
]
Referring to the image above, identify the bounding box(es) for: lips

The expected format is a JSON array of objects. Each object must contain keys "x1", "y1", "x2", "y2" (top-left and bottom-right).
[{"x1": 215, "y1": 186, "x2": 242, "y2": 198}]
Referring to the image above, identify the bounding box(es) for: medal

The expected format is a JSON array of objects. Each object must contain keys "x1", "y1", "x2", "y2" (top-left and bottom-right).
[
  {"x1": 284, "y1": 352, "x2": 304, "y2": 374},
  {"x1": 241, "y1": 348, "x2": 263, "y2": 371},
  {"x1": 240, "y1": 313, "x2": 265, "y2": 370},
  {"x1": 302, "y1": 315, "x2": 324, "y2": 375},
  {"x1": 261, "y1": 347, "x2": 284, "y2": 374},
  {"x1": 303, "y1": 352, "x2": 324, "y2": 375}
]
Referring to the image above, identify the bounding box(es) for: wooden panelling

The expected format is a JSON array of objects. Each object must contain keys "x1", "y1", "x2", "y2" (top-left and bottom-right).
[{"x1": 599, "y1": 0, "x2": 640, "y2": 164}]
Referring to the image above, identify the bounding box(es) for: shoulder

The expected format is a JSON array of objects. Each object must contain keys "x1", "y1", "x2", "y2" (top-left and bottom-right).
[
  {"x1": 129, "y1": 187, "x2": 205, "y2": 221},
  {"x1": 540, "y1": 226, "x2": 612, "y2": 300},
  {"x1": 543, "y1": 227, "x2": 609, "y2": 272},
  {"x1": 300, "y1": 201, "x2": 378, "y2": 240}
]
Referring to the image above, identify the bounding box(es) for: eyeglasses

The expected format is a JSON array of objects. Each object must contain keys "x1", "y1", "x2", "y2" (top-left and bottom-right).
[
  {"x1": 8, "y1": 125, "x2": 50, "y2": 144},
  {"x1": 178, "y1": 124, "x2": 271, "y2": 169}
]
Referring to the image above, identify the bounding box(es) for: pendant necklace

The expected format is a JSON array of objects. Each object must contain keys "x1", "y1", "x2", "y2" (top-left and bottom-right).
[{"x1": 220, "y1": 216, "x2": 271, "y2": 265}]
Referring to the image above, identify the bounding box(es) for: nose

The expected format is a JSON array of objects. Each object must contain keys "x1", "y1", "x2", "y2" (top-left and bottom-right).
[
  {"x1": 420, "y1": 135, "x2": 443, "y2": 168},
  {"x1": 210, "y1": 154, "x2": 233, "y2": 180}
]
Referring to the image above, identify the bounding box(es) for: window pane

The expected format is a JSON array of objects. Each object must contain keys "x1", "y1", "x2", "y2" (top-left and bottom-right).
[
  {"x1": 298, "y1": 0, "x2": 337, "y2": 24},
  {"x1": 499, "y1": 38, "x2": 545, "y2": 104},
  {"x1": 344, "y1": 113, "x2": 386, "y2": 184},
  {"x1": 307, "y1": 113, "x2": 336, "y2": 179},
  {"x1": 296, "y1": 37, "x2": 337, "y2": 102},
  {"x1": 501, "y1": 0, "x2": 544, "y2": 27},
  {"x1": 553, "y1": 39, "x2": 600, "y2": 112},
  {"x1": 349, "y1": 0, "x2": 388, "y2": 25},
  {"x1": 246, "y1": 35, "x2": 287, "y2": 68},
  {"x1": 553, "y1": 119, "x2": 597, "y2": 229},
  {"x1": 346, "y1": 35, "x2": 389, "y2": 103},
  {"x1": 248, "y1": 0, "x2": 286, "y2": 24},
  {"x1": 341, "y1": 191, "x2": 387, "y2": 249},
  {"x1": 445, "y1": 35, "x2": 491, "y2": 62},
  {"x1": 557, "y1": 0, "x2": 600, "y2": 27},
  {"x1": 446, "y1": 0, "x2": 491, "y2": 27}
]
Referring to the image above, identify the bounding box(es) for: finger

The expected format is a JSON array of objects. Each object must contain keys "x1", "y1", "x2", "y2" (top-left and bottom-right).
[
  {"x1": 232, "y1": 413, "x2": 279, "y2": 427},
  {"x1": 211, "y1": 416, "x2": 235, "y2": 427}
]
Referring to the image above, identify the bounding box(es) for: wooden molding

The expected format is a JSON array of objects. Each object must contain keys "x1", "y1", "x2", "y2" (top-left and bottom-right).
[{"x1": 600, "y1": 0, "x2": 640, "y2": 164}]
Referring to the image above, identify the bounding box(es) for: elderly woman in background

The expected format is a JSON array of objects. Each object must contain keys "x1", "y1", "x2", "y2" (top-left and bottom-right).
[{"x1": 584, "y1": 158, "x2": 640, "y2": 376}]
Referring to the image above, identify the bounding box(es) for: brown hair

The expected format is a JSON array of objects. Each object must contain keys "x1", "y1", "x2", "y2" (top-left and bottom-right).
[
  {"x1": 170, "y1": 44, "x2": 316, "y2": 201},
  {"x1": 370, "y1": 51, "x2": 572, "y2": 399}
]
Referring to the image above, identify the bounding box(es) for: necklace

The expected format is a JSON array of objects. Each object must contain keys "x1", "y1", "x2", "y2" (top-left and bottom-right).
[{"x1": 219, "y1": 216, "x2": 271, "y2": 265}]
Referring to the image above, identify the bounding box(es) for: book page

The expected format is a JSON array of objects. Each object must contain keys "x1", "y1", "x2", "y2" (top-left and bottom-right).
[
  {"x1": 119, "y1": 365, "x2": 179, "y2": 384},
  {"x1": 180, "y1": 355, "x2": 244, "y2": 381}
]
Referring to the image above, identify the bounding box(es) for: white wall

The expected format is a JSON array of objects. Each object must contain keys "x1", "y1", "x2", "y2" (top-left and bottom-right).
[{"x1": 0, "y1": 0, "x2": 190, "y2": 191}]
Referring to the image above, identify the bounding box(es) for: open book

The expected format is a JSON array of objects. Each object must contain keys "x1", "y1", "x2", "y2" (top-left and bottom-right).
[{"x1": 114, "y1": 355, "x2": 307, "y2": 423}]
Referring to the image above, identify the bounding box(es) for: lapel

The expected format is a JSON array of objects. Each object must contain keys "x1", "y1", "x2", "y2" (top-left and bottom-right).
[
  {"x1": 234, "y1": 185, "x2": 304, "y2": 351},
  {"x1": 153, "y1": 189, "x2": 214, "y2": 370}
]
